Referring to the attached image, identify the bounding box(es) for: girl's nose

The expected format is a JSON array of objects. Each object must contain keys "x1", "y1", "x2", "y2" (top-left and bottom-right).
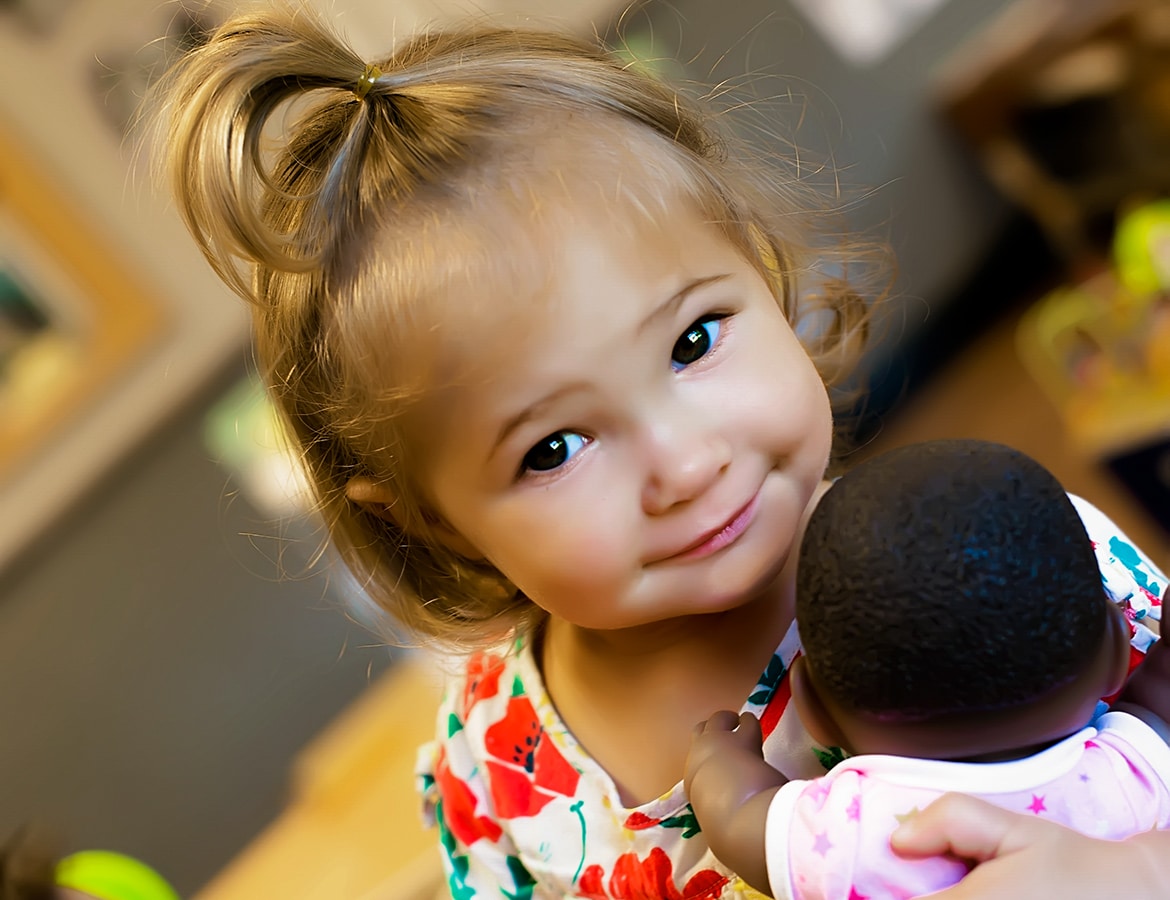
[{"x1": 641, "y1": 420, "x2": 732, "y2": 515}]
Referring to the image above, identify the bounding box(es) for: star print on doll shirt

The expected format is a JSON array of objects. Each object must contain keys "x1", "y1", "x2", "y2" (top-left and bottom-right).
[{"x1": 764, "y1": 711, "x2": 1170, "y2": 900}]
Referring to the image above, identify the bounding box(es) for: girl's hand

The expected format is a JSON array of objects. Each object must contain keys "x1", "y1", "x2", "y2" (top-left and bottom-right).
[{"x1": 890, "y1": 793, "x2": 1163, "y2": 899}]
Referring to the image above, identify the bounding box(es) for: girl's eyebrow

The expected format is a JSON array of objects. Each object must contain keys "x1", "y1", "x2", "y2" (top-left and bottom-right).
[
  {"x1": 636, "y1": 273, "x2": 732, "y2": 336},
  {"x1": 490, "y1": 273, "x2": 732, "y2": 459},
  {"x1": 491, "y1": 383, "x2": 589, "y2": 461}
]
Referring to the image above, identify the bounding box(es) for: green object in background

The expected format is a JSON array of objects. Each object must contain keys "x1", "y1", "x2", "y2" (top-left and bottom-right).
[
  {"x1": 202, "y1": 371, "x2": 275, "y2": 478},
  {"x1": 202, "y1": 371, "x2": 311, "y2": 517},
  {"x1": 1113, "y1": 200, "x2": 1170, "y2": 298},
  {"x1": 56, "y1": 850, "x2": 181, "y2": 900},
  {"x1": 609, "y1": 31, "x2": 686, "y2": 83}
]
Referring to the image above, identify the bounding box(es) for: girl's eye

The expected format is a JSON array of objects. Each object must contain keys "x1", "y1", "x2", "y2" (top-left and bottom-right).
[
  {"x1": 521, "y1": 431, "x2": 587, "y2": 473},
  {"x1": 671, "y1": 315, "x2": 723, "y2": 371}
]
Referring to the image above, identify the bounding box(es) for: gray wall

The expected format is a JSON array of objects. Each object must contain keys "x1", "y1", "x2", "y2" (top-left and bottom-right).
[
  {"x1": 620, "y1": 0, "x2": 1024, "y2": 355},
  {"x1": 0, "y1": 365, "x2": 395, "y2": 896}
]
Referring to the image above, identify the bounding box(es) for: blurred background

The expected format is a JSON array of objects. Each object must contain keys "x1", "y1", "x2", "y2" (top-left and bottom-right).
[{"x1": 0, "y1": 0, "x2": 1168, "y2": 896}]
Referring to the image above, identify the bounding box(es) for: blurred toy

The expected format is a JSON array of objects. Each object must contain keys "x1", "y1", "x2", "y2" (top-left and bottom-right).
[
  {"x1": 1018, "y1": 199, "x2": 1170, "y2": 458},
  {"x1": 56, "y1": 850, "x2": 180, "y2": 900},
  {"x1": 0, "y1": 827, "x2": 180, "y2": 900}
]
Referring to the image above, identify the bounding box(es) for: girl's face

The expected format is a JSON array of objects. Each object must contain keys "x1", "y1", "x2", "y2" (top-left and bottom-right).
[{"x1": 417, "y1": 203, "x2": 833, "y2": 631}]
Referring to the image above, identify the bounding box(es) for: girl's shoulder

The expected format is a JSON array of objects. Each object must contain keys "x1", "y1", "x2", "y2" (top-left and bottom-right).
[
  {"x1": 1068, "y1": 493, "x2": 1165, "y2": 627},
  {"x1": 431, "y1": 640, "x2": 537, "y2": 735}
]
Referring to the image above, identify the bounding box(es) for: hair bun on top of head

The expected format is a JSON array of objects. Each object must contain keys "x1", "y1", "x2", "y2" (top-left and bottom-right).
[{"x1": 352, "y1": 62, "x2": 383, "y2": 100}]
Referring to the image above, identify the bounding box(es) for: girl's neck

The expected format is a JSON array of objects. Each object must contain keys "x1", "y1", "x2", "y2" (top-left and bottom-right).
[
  {"x1": 542, "y1": 546, "x2": 797, "y2": 672},
  {"x1": 537, "y1": 555, "x2": 797, "y2": 807},
  {"x1": 532, "y1": 479, "x2": 827, "y2": 807}
]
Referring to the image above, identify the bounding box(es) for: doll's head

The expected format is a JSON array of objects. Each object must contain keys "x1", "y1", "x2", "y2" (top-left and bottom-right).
[
  {"x1": 151, "y1": 5, "x2": 883, "y2": 648},
  {"x1": 791, "y1": 439, "x2": 1130, "y2": 760}
]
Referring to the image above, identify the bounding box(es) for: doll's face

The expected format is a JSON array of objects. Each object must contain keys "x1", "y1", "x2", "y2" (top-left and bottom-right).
[
  {"x1": 794, "y1": 602, "x2": 1134, "y2": 761},
  {"x1": 414, "y1": 198, "x2": 834, "y2": 631}
]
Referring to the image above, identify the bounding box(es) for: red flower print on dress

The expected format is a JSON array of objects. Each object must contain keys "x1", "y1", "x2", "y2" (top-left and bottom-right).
[
  {"x1": 484, "y1": 695, "x2": 580, "y2": 818},
  {"x1": 759, "y1": 651, "x2": 797, "y2": 739},
  {"x1": 578, "y1": 848, "x2": 727, "y2": 900},
  {"x1": 434, "y1": 747, "x2": 503, "y2": 847},
  {"x1": 462, "y1": 651, "x2": 507, "y2": 718},
  {"x1": 623, "y1": 812, "x2": 661, "y2": 830}
]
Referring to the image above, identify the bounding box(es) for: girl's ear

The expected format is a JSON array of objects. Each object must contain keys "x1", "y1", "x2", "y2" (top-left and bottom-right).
[
  {"x1": 345, "y1": 476, "x2": 485, "y2": 560},
  {"x1": 345, "y1": 476, "x2": 398, "y2": 520},
  {"x1": 789, "y1": 655, "x2": 849, "y2": 751}
]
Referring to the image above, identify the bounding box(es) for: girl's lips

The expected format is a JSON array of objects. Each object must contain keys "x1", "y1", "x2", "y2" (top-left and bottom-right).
[{"x1": 670, "y1": 492, "x2": 761, "y2": 562}]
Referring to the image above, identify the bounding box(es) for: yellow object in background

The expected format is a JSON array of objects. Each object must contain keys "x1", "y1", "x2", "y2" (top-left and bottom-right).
[
  {"x1": 1016, "y1": 200, "x2": 1170, "y2": 459},
  {"x1": 1114, "y1": 199, "x2": 1170, "y2": 299},
  {"x1": 56, "y1": 850, "x2": 180, "y2": 900}
]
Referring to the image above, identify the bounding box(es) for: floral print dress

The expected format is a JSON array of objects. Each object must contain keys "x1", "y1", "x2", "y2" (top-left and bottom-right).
[{"x1": 416, "y1": 495, "x2": 1165, "y2": 900}]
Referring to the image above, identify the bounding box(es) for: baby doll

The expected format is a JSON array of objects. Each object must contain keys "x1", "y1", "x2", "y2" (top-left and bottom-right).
[{"x1": 685, "y1": 439, "x2": 1170, "y2": 899}]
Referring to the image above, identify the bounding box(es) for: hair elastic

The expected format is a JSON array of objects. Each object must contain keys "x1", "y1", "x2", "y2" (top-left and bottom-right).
[
  {"x1": 353, "y1": 63, "x2": 383, "y2": 100},
  {"x1": 56, "y1": 850, "x2": 180, "y2": 900}
]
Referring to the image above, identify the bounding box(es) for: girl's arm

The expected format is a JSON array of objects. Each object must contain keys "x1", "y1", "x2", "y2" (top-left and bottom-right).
[
  {"x1": 1069, "y1": 494, "x2": 1165, "y2": 639},
  {"x1": 684, "y1": 710, "x2": 788, "y2": 894},
  {"x1": 1118, "y1": 637, "x2": 1170, "y2": 733},
  {"x1": 890, "y1": 792, "x2": 1163, "y2": 900}
]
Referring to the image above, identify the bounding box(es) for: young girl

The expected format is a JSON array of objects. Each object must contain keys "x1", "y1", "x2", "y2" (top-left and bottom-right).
[
  {"x1": 684, "y1": 439, "x2": 1170, "y2": 898},
  {"x1": 147, "y1": 6, "x2": 1167, "y2": 898}
]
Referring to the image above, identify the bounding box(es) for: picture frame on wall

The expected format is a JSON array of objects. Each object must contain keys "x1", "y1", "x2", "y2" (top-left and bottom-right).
[
  {"x1": 0, "y1": 119, "x2": 165, "y2": 512},
  {"x1": 0, "y1": 0, "x2": 248, "y2": 574}
]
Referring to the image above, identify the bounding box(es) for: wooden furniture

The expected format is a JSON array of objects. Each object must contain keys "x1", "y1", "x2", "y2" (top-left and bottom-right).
[
  {"x1": 194, "y1": 655, "x2": 446, "y2": 900},
  {"x1": 859, "y1": 302, "x2": 1170, "y2": 571},
  {"x1": 936, "y1": 0, "x2": 1170, "y2": 262}
]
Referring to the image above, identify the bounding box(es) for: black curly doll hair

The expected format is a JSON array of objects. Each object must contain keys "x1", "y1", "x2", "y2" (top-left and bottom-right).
[{"x1": 797, "y1": 438, "x2": 1109, "y2": 720}]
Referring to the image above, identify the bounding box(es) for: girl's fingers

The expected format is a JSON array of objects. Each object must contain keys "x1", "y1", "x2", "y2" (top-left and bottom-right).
[{"x1": 890, "y1": 793, "x2": 1023, "y2": 862}]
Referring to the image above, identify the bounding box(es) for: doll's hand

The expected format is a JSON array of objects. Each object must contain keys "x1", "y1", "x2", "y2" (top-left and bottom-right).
[
  {"x1": 684, "y1": 710, "x2": 770, "y2": 793},
  {"x1": 891, "y1": 793, "x2": 1163, "y2": 899},
  {"x1": 683, "y1": 711, "x2": 787, "y2": 895}
]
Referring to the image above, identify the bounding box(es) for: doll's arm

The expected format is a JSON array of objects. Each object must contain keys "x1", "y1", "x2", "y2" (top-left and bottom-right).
[
  {"x1": 891, "y1": 792, "x2": 1163, "y2": 899},
  {"x1": 684, "y1": 710, "x2": 788, "y2": 894}
]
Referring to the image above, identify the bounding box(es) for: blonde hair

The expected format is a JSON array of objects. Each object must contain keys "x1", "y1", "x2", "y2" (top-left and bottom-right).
[{"x1": 148, "y1": 3, "x2": 884, "y2": 649}]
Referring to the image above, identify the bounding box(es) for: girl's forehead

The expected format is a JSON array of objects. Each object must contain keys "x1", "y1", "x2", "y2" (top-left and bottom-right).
[
  {"x1": 399, "y1": 172, "x2": 712, "y2": 376},
  {"x1": 397, "y1": 196, "x2": 740, "y2": 469},
  {"x1": 349, "y1": 119, "x2": 731, "y2": 423}
]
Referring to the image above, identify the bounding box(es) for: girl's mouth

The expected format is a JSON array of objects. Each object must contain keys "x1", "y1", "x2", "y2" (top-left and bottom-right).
[{"x1": 671, "y1": 491, "x2": 761, "y2": 561}]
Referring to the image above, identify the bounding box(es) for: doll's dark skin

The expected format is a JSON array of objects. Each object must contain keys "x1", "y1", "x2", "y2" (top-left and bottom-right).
[{"x1": 683, "y1": 604, "x2": 1170, "y2": 895}]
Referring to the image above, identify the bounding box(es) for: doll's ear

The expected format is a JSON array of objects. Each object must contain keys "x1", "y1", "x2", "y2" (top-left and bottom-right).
[
  {"x1": 344, "y1": 476, "x2": 485, "y2": 560},
  {"x1": 1103, "y1": 601, "x2": 1135, "y2": 698},
  {"x1": 789, "y1": 656, "x2": 850, "y2": 751}
]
